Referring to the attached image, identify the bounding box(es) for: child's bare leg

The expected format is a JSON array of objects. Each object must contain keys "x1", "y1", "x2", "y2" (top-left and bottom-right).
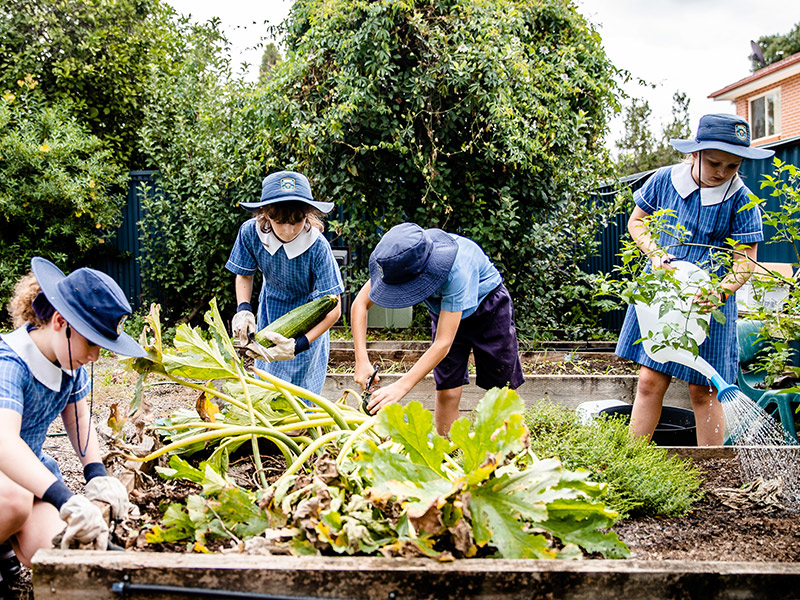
[
  {"x1": 630, "y1": 366, "x2": 671, "y2": 441},
  {"x1": 435, "y1": 387, "x2": 462, "y2": 436},
  {"x1": 0, "y1": 472, "x2": 31, "y2": 544},
  {"x1": 11, "y1": 500, "x2": 64, "y2": 567},
  {"x1": 689, "y1": 383, "x2": 724, "y2": 446}
]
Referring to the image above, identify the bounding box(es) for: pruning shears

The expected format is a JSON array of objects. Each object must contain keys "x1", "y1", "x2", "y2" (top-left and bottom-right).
[{"x1": 361, "y1": 366, "x2": 380, "y2": 414}]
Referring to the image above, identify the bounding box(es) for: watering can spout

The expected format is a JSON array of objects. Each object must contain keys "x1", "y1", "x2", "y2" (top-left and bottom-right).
[{"x1": 711, "y1": 373, "x2": 738, "y2": 403}]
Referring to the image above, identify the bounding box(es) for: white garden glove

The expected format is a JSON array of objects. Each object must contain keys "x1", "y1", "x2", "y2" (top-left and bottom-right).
[
  {"x1": 59, "y1": 495, "x2": 109, "y2": 550},
  {"x1": 231, "y1": 310, "x2": 256, "y2": 346},
  {"x1": 245, "y1": 331, "x2": 296, "y2": 363},
  {"x1": 85, "y1": 476, "x2": 131, "y2": 520}
]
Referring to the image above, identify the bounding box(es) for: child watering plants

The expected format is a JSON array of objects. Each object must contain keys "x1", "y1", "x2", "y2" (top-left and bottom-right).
[
  {"x1": 615, "y1": 113, "x2": 774, "y2": 446},
  {"x1": 351, "y1": 222, "x2": 524, "y2": 435},
  {"x1": 0, "y1": 257, "x2": 145, "y2": 574},
  {"x1": 227, "y1": 170, "x2": 343, "y2": 395}
]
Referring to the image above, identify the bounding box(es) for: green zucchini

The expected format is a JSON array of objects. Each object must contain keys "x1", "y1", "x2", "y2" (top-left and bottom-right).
[{"x1": 253, "y1": 295, "x2": 339, "y2": 348}]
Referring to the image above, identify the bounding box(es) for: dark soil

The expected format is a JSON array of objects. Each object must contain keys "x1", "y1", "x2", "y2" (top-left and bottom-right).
[
  {"x1": 614, "y1": 457, "x2": 800, "y2": 562},
  {"x1": 5, "y1": 356, "x2": 798, "y2": 600}
]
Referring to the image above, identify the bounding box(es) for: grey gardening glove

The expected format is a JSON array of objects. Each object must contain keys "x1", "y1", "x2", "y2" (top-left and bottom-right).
[
  {"x1": 245, "y1": 331, "x2": 296, "y2": 362},
  {"x1": 59, "y1": 495, "x2": 109, "y2": 550},
  {"x1": 85, "y1": 476, "x2": 131, "y2": 520},
  {"x1": 232, "y1": 310, "x2": 257, "y2": 346}
]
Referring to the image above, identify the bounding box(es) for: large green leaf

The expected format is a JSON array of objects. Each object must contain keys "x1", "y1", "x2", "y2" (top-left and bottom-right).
[
  {"x1": 166, "y1": 323, "x2": 237, "y2": 380},
  {"x1": 374, "y1": 402, "x2": 451, "y2": 476},
  {"x1": 357, "y1": 438, "x2": 445, "y2": 485},
  {"x1": 469, "y1": 488, "x2": 557, "y2": 559},
  {"x1": 450, "y1": 387, "x2": 528, "y2": 473}
]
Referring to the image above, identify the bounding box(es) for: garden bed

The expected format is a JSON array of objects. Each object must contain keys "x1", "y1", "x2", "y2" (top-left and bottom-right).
[{"x1": 9, "y1": 357, "x2": 800, "y2": 599}]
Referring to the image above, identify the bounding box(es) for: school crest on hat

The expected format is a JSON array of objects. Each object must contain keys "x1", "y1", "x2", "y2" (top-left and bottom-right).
[
  {"x1": 734, "y1": 123, "x2": 748, "y2": 141},
  {"x1": 280, "y1": 177, "x2": 296, "y2": 192}
]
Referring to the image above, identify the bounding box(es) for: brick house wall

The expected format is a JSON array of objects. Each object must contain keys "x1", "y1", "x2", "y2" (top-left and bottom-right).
[{"x1": 710, "y1": 52, "x2": 800, "y2": 145}]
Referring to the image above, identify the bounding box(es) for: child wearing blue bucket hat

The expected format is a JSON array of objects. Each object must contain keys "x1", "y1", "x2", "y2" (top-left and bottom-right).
[
  {"x1": 226, "y1": 171, "x2": 344, "y2": 395},
  {"x1": 0, "y1": 257, "x2": 145, "y2": 572},
  {"x1": 351, "y1": 223, "x2": 524, "y2": 435},
  {"x1": 615, "y1": 113, "x2": 774, "y2": 446}
]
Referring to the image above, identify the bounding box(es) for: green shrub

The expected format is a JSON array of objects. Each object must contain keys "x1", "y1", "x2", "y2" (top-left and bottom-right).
[
  {"x1": 257, "y1": 0, "x2": 623, "y2": 336},
  {"x1": 0, "y1": 80, "x2": 126, "y2": 317},
  {"x1": 523, "y1": 401, "x2": 704, "y2": 518}
]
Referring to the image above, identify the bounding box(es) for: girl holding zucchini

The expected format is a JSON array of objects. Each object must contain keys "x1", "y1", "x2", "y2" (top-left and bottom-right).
[{"x1": 227, "y1": 171, "x2": 343, "y2": 395}]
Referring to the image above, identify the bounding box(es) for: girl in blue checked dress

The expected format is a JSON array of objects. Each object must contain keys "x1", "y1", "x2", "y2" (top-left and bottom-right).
[
  {"x1": 0, "y1": 258, "x2": 145, "y2": 572},
  {"x1": 615, "y1": 114, "x2": 774, "y2": 446},
  {"x1": 227, "y1": 171, "x2": 343, "y2": 395}
]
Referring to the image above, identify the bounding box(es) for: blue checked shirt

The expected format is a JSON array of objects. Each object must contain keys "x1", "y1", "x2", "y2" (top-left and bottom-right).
[
  {"x1": 0, "y1": 326, "x2": 90, "y2": 472},
  {"x1": 424, "y1": 234, "x2": 503, "y2": 319},
  {"x1": 225, "y1": 219, "x2": 344, "y2": 394},
  {"x1": 616, "y1": 164, "x2": 764, "y2": 384}
]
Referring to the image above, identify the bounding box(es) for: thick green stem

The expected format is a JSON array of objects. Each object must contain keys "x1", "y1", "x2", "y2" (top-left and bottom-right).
[
  {"x1": 128, "y1": 426, "x2": 303, "y2": 463},
  {"x1": 162, "y1": 373, "x2": 273, "y2": 427},
  {"x1": 335, "y1": 415, "x2": 378, "y2": 466},
  {"x1": 273, "y1": 430, "x2": 353, "y2": 490},
  {"x1": 252, "y1": 367, "x2": 352, "y2": 430},
  {"x1": 236, "y1": 361, "x2": 268, "y2": 489}
]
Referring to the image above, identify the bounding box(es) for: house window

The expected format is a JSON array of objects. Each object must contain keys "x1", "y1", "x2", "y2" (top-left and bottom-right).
[{"x1": 750, "y1": 90, "x2": 780, "y2": 140}]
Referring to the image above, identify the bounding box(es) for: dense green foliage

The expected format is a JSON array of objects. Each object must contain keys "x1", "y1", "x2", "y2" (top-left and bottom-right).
[
  {"x1": 524, "y1": 401, "x2": 704, "y2": 517},
  {"x1": 251, "y1": 0, "x2": 621, "y2": 335},
  {"x1": 0, "y1": 0, "x2": 177, "y2": 168},
  {"x1": 754, "y1": 22, "x2": 800, "y2": 70},
  {"x1": 135, "y1": 18, "x2": 264, "y2": 320},
  {"x1": 0, "y1": 80, "x2": 126, "y2": 312}
]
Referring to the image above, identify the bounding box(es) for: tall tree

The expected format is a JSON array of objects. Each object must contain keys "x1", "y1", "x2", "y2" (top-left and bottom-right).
[
  {"x1": 256, "y1": 0, "x2": 622, "y2": 333},
  {"x1": 615, "y1": 98, "x2": 658, "y2": 176},
  {"x1": 754, "y1": 22, "x2": 800, "y2": 70},
  {"x1": 259, "y1": 42, "x2": 283, "y2": 84},
  {"x1": 0, "y1": 0, "x2": 181, "y2": 168},
  {"x1": 615, "y1": 91, "x2": 691, "y2": 176}
]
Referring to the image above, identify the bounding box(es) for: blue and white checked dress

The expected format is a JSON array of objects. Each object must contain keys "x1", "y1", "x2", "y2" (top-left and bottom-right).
[
  {"x1": 0, "y1": 326, "x2": 91, "y2": 479},
  {"x1": 615, "y1": 164, "x2": 764, "y2": 385},
  {"x1": 225, "y1": 219, "x2": 344, "y2": 394}
]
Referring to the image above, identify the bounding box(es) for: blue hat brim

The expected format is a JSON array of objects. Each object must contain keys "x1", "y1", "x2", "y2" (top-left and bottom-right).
[
  {"x1": 31, "y1": 258, "x2": 146, "y2": 358},
  {"x1": 368, "y1": 229, "x2": 458, "y2": 309},
  {"x1": 239, "y1": 196, "x2": 334, "y2": 213},
  {"x1": 670, "y1": 138, "x2": 775, "y2": 160}
]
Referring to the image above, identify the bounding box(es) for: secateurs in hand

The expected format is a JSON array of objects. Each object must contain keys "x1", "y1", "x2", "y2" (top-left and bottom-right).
[{"x1": 361, "y1": 366, "x2": 380, "y2": 414}]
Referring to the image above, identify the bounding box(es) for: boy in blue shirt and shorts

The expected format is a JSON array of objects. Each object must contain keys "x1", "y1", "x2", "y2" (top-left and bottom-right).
[{"x1": 351, "y1": 223, "x2": 524, "y2": 435}]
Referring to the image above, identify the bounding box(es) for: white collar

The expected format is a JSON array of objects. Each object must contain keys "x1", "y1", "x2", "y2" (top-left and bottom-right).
[
  {"x1": 0, "y1": 326, "x2": 68, "y2": 391},
  {"x1": 670, "y1": 162, "x2": 744, "y2": 207},
  {"x1": 255, "y1": 224, "x2": 320, "y2": 259}
]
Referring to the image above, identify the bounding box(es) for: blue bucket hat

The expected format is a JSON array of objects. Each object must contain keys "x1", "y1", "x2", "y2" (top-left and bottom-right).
[
  {"x1": 31, "y1": 257, "x2": 146, "y2": 358},
  {"x1": 368, "y1": 223, "x2": 458, "y2": 309},
  {"x1": 670, "y1": 114, "x2": 775, "y2": 160},
  {"x1": 239, "y1": 170, "x2": 334, "y2": 213}
]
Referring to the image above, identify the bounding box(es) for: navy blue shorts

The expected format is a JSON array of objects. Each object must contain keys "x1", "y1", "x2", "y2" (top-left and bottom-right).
[{"x1": 430, "y1": 284, "x2": 524, "y2": 391}]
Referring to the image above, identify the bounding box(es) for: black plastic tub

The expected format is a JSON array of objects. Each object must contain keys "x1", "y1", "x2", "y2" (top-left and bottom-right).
[{"x1": 600, "y1": 404, "x2": 697, "y2": 446}]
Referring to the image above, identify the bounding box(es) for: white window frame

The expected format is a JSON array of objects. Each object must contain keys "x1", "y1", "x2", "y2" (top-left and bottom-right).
[{"x1": 749, "y1": 89, "x2": 781, "y2": 141}]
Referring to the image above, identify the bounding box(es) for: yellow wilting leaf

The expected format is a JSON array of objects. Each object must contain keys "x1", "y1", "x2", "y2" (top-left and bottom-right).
[
  {"x1": 40, "y1": 144, "x2": 51, "y2": 152},
  {"x1": 3, "y1": 93, "x2": 14, "y2": 102},
  {"x1": 193, "y1": 541, "x2": 210, "y2": 554},
  {"x1": 107, "y1": 402, "x2": 127, "y2": 435},
  {"x1": 196, "y1": 392, "x2": 222, "y2": 422}
]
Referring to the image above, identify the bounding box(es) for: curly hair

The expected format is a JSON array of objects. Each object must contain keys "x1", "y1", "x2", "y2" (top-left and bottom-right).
[
  {"x1": 255, "y1": 201, "x2": 325, "y2": 234},
  {"x1": 7, "y1": 272, "x2": 49, "y2": 328}
]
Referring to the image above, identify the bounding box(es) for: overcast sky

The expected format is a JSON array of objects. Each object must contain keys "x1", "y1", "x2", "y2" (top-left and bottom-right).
[{"x1": 165, "y1": 0, "x2": 800, "y2": 148}]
